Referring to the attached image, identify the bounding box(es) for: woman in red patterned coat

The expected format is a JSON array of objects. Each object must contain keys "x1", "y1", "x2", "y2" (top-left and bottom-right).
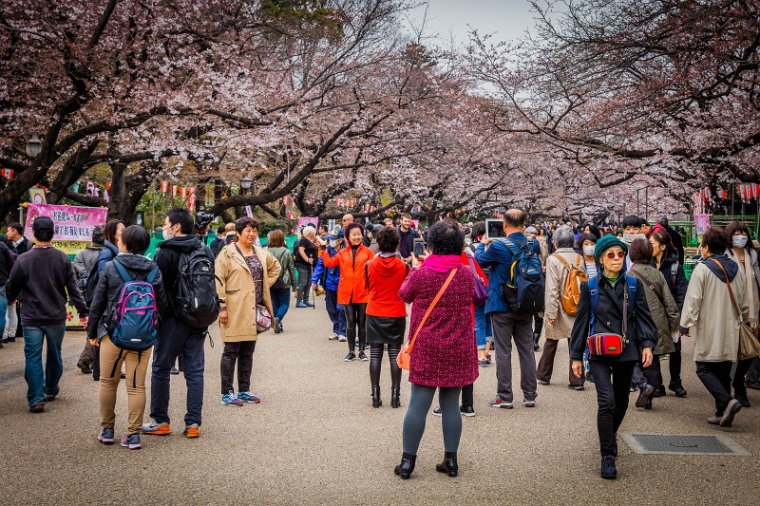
[{"x1": 394, "y1": 220, "x2": 478, "y2": 480}]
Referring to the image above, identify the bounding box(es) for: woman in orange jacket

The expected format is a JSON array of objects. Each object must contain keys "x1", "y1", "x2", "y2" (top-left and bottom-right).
[{"x1": 319, "y1": 223, "x2": 375, "y2": 362}]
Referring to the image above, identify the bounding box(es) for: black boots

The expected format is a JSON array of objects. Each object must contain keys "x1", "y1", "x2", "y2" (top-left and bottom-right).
[
  {"x1": 435, "y1": 452, "x2": 458, "y2": 477},
  {"x1": 391, "y1": 387, "x2": 400, "y2": 408},
  {"x1": 372, "y1": 386, "x2": 382, "y2": 408},
  {"x1": 394, "y1": 453, "x2": 416, "y2": 479}
]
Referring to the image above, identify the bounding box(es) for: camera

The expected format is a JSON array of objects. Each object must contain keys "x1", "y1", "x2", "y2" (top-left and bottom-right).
[{"x1": 195, "y1": 211, "x2": 215, "y2": 230}]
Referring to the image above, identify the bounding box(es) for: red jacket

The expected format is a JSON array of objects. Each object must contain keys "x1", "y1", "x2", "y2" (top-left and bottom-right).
[
  {"x1": 366, "y1": 255, "x2": 408, "y2": 317},
  {"x1": 321, "y1": 245, "x2": 374, "y2": 304}
]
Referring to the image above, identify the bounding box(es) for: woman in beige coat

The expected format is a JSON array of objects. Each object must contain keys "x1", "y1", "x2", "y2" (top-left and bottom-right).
[
  {"x1": 215, "y1": 217, "x2": 280, "y2": 406},
  {"x1": 680, "y1": 227, "x2": 749, "y2": 427},
  {"x1": 537, "y1": 226, "x2": 587, "y2": 390}
]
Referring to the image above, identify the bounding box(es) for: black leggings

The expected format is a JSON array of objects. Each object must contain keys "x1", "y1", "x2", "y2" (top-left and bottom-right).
[
  {"x1": 220, "y1": 341, "x2": 256, "y2": 394},
  {"x1": 344, "y1": 303, "x2": 367, "y2": 352},
  {"x1": 369, "y1": 344, "x2": 402, "y2": 389}
]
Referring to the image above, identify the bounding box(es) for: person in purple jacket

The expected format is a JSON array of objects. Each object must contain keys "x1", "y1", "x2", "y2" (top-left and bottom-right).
[{"x1": 394, "y1": 220, "x2": 478, "y2": 480}]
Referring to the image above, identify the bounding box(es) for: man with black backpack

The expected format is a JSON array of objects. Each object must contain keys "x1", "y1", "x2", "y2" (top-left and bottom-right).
[
  {"x1": 475, "y1": 209, "x2": 543, "y2": 410},
  {"x1": 142, "y1": 208, "x2": 219, "y2": 439}
]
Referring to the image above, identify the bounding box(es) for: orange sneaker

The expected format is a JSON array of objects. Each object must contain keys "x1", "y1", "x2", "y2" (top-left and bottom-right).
[
  {"x1": 141, "y1": 420, "x2": 171, "y2": 435},
  {"x1": 183, "y1": 424, "x2": 200, "y2": 438}
]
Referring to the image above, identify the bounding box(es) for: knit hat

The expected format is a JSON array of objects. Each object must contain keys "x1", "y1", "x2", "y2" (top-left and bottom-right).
[
  {"x1": 594, "y1": 234, "x2": 628, "y2": 264},
  {"x1": 344, "y1": 222, "x2": 365, "y2": 239}
]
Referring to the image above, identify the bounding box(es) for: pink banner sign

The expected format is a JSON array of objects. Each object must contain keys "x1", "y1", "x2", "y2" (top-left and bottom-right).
[{"x1": 24, "y1": 204, "x2": 108, "y2": 242}]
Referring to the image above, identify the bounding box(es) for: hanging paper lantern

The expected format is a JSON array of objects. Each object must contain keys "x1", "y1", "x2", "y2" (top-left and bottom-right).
[
  {"x1": 171, "y1": 185, "x2": 178, "y2": 197},
  {"x1": 180, "y1": 186, "x2": 187, "y2": 199},
  {"x1": 160, "y1": 181, "x2": 169, "y2": 193},
  {"x1": 105, "y1": 182, "x2": 112, "y2": 190}
]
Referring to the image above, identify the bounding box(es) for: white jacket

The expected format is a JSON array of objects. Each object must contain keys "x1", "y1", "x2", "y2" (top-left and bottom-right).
[{"x1": 680, "y1": 261, "x2": 749, "y2": 362}]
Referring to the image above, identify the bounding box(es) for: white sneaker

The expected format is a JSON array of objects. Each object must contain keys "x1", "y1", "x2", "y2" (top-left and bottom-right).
[
  {"x1": 328, "y1": 333, "x2": 339, "y2": 340},
  {"x1": 338, "y1": 335, "x2": 347, "y2": 342}
]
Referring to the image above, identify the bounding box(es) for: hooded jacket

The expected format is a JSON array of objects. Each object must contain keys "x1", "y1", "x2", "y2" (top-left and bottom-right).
[
  {"x1": 87, "y1": 253, "x2": 168, "y2": 340},
  {"x1": 680, "y1": 254, "x2": 749, "y2": 362},
  {"x1": 155, "y1": 235, "x2": 214, "y2": 317},
  {"x1": 365, "y1": 255, "x2": 408, "y2": 317}
]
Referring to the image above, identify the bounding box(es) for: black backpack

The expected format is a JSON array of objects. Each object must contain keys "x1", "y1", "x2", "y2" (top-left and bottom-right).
[{"x1": 176, "y1": 247, "x2": 219, "y2": 328}]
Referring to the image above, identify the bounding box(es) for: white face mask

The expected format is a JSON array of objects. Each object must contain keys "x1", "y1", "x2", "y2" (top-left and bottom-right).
[
  {"x1": 329, "y1": 240, "x2": 339, "y2": 248},
  {"x1": 583, "y1": 245, "x2": 596, "y2": 257},
  {"x1": 622, "y1": 233, "x2": 646, "y2": 246},
  {"x1": 162, "y1": 227, "x2": 174, "y2": 241},
  {"x1": 733, "y1": 235, "x2": 749, "y2": 248}
]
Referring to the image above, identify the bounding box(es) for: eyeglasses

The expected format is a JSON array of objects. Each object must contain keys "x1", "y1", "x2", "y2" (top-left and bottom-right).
[{"x1": 605, "y1": 251, "x2": 626, "y2": 260}]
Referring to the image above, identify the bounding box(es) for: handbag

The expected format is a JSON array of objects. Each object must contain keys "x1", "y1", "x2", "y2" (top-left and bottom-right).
[
  {"x1": 587, "y1": 278, "x2": 630, "y2": 356},
  {"x1": 256, "y1": 304, "x2": 272, "y2": 333},
  {"x1": 467, "y1": 255, "x2": 489, "y2": 306},
  {"x1": 233, "y1": 244, "x2": 273, "y2": 334},
  {"x1": 397, "y1": 268, "x2": 458, "y2": 370},
  {"x1": 709, "y1": 258, "x2": 760, "y2": 360}
]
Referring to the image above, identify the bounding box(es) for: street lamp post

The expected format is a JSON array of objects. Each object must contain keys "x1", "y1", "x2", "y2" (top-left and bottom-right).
[
  {"x1": 240, "y1": 176, "x2": 253, "y2": 194},
  {"x1": 26, "y1": 133, "x2": 42, "y2": 158}
]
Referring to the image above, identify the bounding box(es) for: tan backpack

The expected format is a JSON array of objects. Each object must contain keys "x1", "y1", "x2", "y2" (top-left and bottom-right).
[{"x1": 553, "y1": 254, "x2": 588, "y2": 316}]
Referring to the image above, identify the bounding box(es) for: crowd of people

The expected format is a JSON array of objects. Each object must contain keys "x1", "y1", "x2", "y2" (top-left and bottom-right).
[{"x1": 1, "y1": 207, "x2": 759, "y2": 481}]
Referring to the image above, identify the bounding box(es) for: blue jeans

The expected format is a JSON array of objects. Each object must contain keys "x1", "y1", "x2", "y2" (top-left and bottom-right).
[
  {"x1": 325, "y1": 289, "x2": 346, "y2": 336},
  {"x1": 0, "y1": 289, "x2": 7, "y2": 340},
  {"x1": 270, "y1": 287, "x2": 291, "y2": 321},
  {"x1": 150, "y1": 317, "x2": 206, "y2": 427},
  {"x1": 474, "y1": 304, "x2": 493, "y2": 350},
  {"x1": 23, "y1": 323, "x2": 66, "y2": 406}
]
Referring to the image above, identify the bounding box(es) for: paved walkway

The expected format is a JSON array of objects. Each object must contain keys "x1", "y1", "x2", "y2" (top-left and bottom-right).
[{"x1": 1, "y1": 299, "x2": 759, "y2": 505}]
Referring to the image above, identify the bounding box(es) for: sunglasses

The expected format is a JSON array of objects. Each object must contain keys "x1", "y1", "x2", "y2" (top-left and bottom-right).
[{"x1": 605, "y1": 251, "x2": 626, "y2": 260}]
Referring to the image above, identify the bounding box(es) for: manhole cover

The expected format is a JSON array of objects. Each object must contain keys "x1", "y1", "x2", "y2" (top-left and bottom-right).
[{"x1": 621, "y1": 433, "x2": 749, "y2": 456}]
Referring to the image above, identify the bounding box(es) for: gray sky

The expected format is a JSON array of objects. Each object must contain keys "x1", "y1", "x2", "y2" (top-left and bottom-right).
[{"x1": 406, "y1": 0, "x2": 538, "y2": 46}]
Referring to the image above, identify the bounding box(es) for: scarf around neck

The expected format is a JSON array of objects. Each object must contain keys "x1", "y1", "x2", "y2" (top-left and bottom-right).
[{"x1": 422, "y1": 254, "x2": 461, "y2": 273}]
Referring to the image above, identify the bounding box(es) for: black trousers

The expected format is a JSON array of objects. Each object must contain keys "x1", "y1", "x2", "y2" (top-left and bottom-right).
[
  {"x1": 220, "y1": 341, "x2": 257, "y2": 395},
  {"x1": 733, "y1": 358, "x2": 754, "y2": 394},
  {"x1": 589, "y1": 360, "x2": 635, "y2": 457},
  {"x1": 696, "y1": 361, "x2": 733, "y2": 416},
  {"x1": 461, "y1": 383, "x2": 474, "y2": 409},
  {"x1": 642, "y1": 355, "x2": 662, "y2": 390},
  {"x1": 344, "y1": 303, "x2": 366, "y2": 352},
  {"x1": 669, "y1": 339, "x2": 683, "y2": 385}
]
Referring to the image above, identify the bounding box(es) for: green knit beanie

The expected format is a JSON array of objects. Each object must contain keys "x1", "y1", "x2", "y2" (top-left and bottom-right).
[{"x1": 594, "y1": 235, "x2": 628, "y2": 264}]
